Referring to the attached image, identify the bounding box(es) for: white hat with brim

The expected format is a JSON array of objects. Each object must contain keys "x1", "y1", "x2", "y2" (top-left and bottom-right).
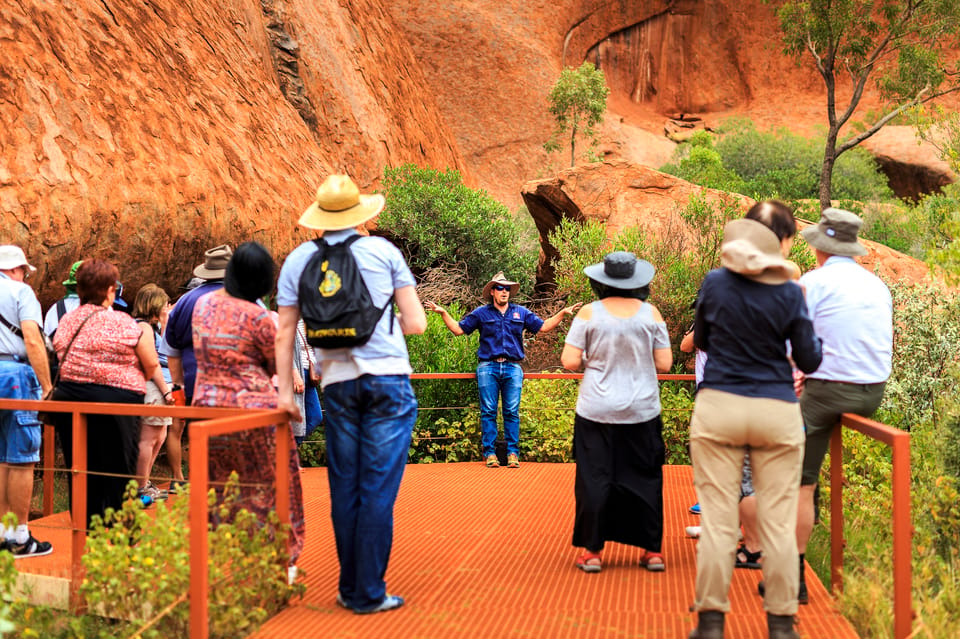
[
  {"x1": 721, "y1": 219, "x2": 795, "y2": 285},
  {"x1": 0, "y1": 246, "x2": 36, "y2": 273},
  {"x1": 583, "y1": 251, "x2": 655, "y2": 289},
  {"x1": 299, "y1": 175, "x2": 385, "y2": 231},
  {"x1": 482, "y1": 272, "x2": 520, "y2": 301},
  {"x1": 800, "y1": 207, "x2": 868, "y2": 257}
]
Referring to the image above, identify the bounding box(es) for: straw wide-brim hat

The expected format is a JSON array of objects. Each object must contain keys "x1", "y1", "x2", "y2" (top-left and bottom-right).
[
  {"x1": 0, "y1": 246, "x2": 35, "y2": 273},
  {"x1": 721, "y1": 219, "x2": 795, "y2": 285},
  {"x1": 583, "y1": 251, "x2": 655, "y2": 290},
  {"x1": 800, "y1": 207, "x2": 868, "y2": 256},
  {"x1": 193, "y1": 244, "x2": 233, "y2": 279},
  {"x1": 482, "y1": 272, "x2": 520, "y2": 301},
  {"x1": 299, "y1": 175, "x2": 385, "y2": 231}
]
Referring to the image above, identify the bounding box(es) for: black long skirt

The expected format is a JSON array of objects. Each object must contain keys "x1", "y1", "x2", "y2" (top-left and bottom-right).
[
  {"x1": 52, "y1": 381, "x2": 144, "y2": 527},
  {"x1": 572, "y1": 413, "x2": 665, "y2": 553}
]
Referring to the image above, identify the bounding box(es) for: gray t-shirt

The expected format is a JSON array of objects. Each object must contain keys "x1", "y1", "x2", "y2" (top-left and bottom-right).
[
  {"x1": 564, "y1": 300, "x2": 670, "y2": 424},
  {"x1": 0, "y1": 273, "x2": 43, "y2": 359}
]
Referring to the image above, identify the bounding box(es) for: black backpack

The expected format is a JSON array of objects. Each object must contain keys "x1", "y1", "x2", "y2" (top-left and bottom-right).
[{"x1": 297, "y1": 236, "x2": 393, "y2": 348}]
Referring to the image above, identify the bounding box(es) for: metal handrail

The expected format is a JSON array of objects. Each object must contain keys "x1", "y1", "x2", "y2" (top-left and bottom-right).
[
  {"x1": 0, "y1": 398, "x2": 287, "y2": 639},
  {"x1": 831, "y1": 413, "x2": 912, "y2": 639}
]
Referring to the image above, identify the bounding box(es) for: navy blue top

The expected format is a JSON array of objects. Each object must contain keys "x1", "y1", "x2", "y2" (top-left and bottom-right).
[
  {"x1": 459, "y1": 303, "x2": 544, "y2": 361},
  {"x1": 694, "y1": 268, "x2": 822, "y2": 402},
  {"x1": 163, "y1": 281, "x2": 223, "y2": 398}
]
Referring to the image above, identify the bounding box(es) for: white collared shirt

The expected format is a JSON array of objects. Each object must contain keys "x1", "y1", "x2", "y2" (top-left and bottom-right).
[{"x1": 799, "y1": 256, "x2": 892, "y2": 384}]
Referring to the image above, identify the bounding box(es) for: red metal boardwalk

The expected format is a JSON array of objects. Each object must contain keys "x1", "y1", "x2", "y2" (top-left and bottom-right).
[{"x1": 253, "y1": 464, "x2": 858, "y2": 638}]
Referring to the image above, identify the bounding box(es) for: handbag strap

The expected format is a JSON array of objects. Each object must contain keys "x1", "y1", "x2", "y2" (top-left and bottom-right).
[
  {"x1": 54, "y1": 307, "x2": 105, "y2": 385},
  {"x1": 0, "y1": 313, "x2": 24, "y2": 338}
]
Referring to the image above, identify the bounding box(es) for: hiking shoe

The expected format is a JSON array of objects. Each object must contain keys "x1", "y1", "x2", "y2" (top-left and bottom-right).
[
  {"x1": 485, "y1": 455, "x2": 500, "y2": 468},
  {"x1": 353, "y1": 594, "x2": 404, "y2": 614},
  {"x1": 507, "y1": 453, "x2": 520, "y2": 468},
  {"x1": 6, "y1": 535, "x2": 52, "y2": 559},
  {"x1": 689, "y1": 502, "x2": 701, "y2": 515},
  {"x1": 139, "y1": 482, "x2": 168, "y2": 501},
  {"x1": 685, "y1": 525, "x2": 701, "y2": 538},
  {"x1": 167, "y1": 480, "x2": 187, "y2": 494}
]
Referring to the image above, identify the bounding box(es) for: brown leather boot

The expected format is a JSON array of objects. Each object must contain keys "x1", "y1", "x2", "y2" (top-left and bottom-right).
[
  {"x1": 767, "y1": 613, "x2": 800, "y2": 639},
  {"x1": 688, "y1": 610, "x2": 725, "y2": 639}
]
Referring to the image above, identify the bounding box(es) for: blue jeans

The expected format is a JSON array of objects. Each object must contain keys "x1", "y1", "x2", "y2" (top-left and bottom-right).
[
  {"x1": 323, "y1": 374, "x2": 417, "y2": 611},
  {"x1": 295, "y1": 367, "x2": 323, "y2": 446},
  {"x1": 477, "y1": 361, "x2": 523, "y2": 457}
]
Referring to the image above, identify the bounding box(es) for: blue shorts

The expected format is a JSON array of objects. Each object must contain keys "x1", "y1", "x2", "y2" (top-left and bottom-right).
[{"x1": 0, "y1": 361, "x2": 42, "y2": 464}]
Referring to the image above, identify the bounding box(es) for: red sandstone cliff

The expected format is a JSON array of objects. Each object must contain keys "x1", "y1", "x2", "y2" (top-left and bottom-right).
[{"x1": 1, "y1": 0, "x2": 948, "y2": 302}]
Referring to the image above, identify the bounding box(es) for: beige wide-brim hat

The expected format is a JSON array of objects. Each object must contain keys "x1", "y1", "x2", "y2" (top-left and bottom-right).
[
  {"x1": 193, "y1": 244, "x2": 233, "y2": 279},
  {"x1": 299, "y1": 175, "x2": 386, "y2": 231},
  {"x1": 721, "y1": 219, "x2": 795, "y2": 285},
  {"x1": 800, "y1": 207, "x2": 868, "y2": 256},
  {"x1": 482, "y1": 272, "x2": 520, "y2": 301}
]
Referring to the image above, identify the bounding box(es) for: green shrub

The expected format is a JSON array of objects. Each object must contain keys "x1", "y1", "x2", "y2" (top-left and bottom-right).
[
  {"x1": 519, "y1": 378, "x2": 579, "y2": 462},
  {"x1": 660, "y1": 381, "x2": 695, "y2": 465},
  {"x1": 377, "y1": 164, "x2": 539, "y2": 298},
  {"x1": 661, "y1": 118, "x2": 894, "y2": 204}
]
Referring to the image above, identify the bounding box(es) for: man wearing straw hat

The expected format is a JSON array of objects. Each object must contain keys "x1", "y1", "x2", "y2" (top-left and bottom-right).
[
  {"x1": 159, "y1": 243, "x2": 232, "y2": 491},
  {"x1": 425, "y1": 275, "x2": 581, "y2": 469},
  {"x1": 276, "y1": 175, "x2": 427, "y2": 614},
  {"x1": 792, "y1": 208, "x2": 892, "y2": 604},
  {"x1": 0, "y1": 245, "x2": 53, "y2": 557}
]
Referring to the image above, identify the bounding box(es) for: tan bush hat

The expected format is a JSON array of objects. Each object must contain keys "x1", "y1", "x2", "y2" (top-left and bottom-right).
[
  {"x1": 482, "y1": 272, "x2": 520, "y2": 301},
  {"x1": 193, "y1": 244, "x2": 233, "y2": 279},
  {"x1": 800, "y1": 208, "x2": 867, "y2": 256},
  {"x1": 721, "y1": 219, "x2": 795, "y2": 285},
  {"x1": 299, "y1": 175, "x2": 385, "y2": 231}
]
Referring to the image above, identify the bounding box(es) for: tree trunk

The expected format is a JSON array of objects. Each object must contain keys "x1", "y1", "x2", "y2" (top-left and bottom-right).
[
  {"x1": 569, "y1": 123, "x2": 577, "y2": 168},
  {"x1": 819, "y1": 126, "x2": 840, "y2": 210}
]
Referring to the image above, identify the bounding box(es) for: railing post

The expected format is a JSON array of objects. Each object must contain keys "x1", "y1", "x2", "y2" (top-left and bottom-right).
[
  {"x1": 275, "y1": 420, "x2": 290, "y2": 535},
  {"x1": 189, "y1": 425, "x2": 211, "y2": 639},
  {"x1": 42, "y1": 423, "x2": 54, "y2": 516},
  {"x1": 69, "y1": 412, "x2": 87, "y2": 613},
  {"x1": 829, "y1": 425, "x2": 844, "y2": 594},
  {"x1": 891, "y1": 433, "x2": 912, "y2": 639}
]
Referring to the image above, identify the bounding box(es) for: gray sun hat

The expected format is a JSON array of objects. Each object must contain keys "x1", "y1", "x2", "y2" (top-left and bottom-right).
[
  {"x1": 721, "y1": 219, "x2": 795, "y2": 285},
  {"x1": 583, "y1": 252, "x2": 655, "y2": 289},
  {"x1": 800, "y1": 208, "x2": 867, "y2": 257},
  {"x1": 193, "y1": 244, "x2": 233, "y2": 280}
]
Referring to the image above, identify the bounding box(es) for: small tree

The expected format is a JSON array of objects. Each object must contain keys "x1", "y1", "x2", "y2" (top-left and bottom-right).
[
  {"x1": 544, "y1": 61, "x2": 609, "y2": 167},
  {"x1": 771, "y1": 0, "x2": 960, "y2": 209}
]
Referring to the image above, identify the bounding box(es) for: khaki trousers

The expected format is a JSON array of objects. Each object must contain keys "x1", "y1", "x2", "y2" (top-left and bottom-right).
[{"x1": 690, "y1": 388, "x2": 804, "y2": 615}]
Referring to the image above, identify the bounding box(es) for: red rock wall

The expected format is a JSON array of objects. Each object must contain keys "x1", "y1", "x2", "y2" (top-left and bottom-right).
[{"x1": 2, "y1": 0, "x2": 465, "y2": 305}]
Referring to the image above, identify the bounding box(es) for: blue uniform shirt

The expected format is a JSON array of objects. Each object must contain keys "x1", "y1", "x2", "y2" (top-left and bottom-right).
[{"x1": 459, "y1": 303, "x2": 544, "y2": 361}]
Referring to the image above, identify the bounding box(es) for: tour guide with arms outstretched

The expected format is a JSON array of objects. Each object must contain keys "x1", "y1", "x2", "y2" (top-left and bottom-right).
[{"x1": 425, "y1": 275, "x2": 580, "y2": 469}]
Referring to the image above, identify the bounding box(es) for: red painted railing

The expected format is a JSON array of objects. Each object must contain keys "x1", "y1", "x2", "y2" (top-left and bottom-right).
[
  {"x1": 830, "y1": 414, "x2": 912, "y2": 639},
  {"x1": 0, "y1": 376, "x2": 913, "y2": 637}
]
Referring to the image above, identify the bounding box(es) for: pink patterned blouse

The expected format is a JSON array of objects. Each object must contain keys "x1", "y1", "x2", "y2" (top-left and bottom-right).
[{"x1": 54, "y1": 305, "x2": 147, "y2": 394}]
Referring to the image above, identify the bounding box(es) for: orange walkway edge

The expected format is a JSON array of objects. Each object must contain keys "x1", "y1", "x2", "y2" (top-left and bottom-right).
[{"x1": 252, "y1": 464, "x2": 859, "y2": 639}]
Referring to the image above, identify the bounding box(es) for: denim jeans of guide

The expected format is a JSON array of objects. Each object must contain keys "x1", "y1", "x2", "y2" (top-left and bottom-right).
[
  {"x1": 477, "y1": 360, "x2": 523, "y2": 457},
  {"x1": 323, "y1": 374, "x2": 417, "y2": 611}
]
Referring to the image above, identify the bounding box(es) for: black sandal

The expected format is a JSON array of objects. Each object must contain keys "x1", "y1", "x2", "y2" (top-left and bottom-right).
[{"x1": 735, "y1": 544, "x2": 762, "y2": 569}]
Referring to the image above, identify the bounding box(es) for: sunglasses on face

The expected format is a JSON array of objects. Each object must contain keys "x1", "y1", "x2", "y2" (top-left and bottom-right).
[{"x1": 492, "y1": 285, "x2": 511, "y2": 291}]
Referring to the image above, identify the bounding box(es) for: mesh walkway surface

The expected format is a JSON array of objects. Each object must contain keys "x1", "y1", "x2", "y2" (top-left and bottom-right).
[{"x1": 252, "y1": 464, "x2": 859, "y2": 638}]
